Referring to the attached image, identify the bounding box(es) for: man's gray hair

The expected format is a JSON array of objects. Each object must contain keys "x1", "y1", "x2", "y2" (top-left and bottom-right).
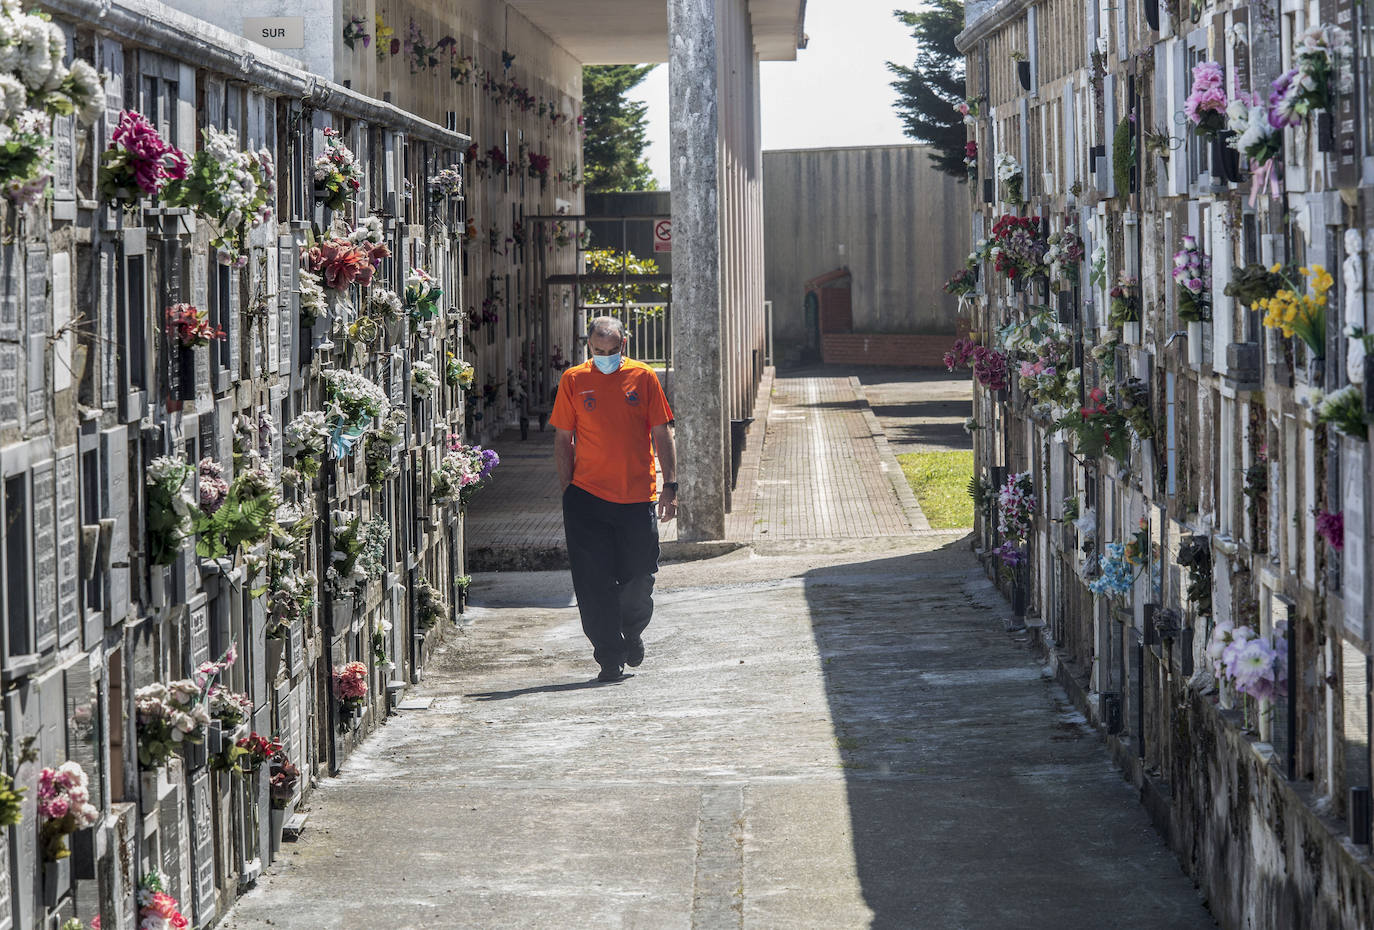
[{"x1": 587, "y1": 316, "x2": 625, "y2": 340}]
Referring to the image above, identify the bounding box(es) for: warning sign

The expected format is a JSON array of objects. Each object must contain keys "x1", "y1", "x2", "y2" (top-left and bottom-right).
[{"x1": 653, "y1": 219, "x2": 672, "y2": 253}]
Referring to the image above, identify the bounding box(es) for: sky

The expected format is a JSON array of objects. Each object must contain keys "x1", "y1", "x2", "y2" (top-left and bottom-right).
[{"x1": 625, "y1": 0, "x2": 923, "y2": 187}]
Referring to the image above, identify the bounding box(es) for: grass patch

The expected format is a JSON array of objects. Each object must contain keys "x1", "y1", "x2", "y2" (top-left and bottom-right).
[{"x1": 897, "y1": 450, "x2": 975, "y2": 529}]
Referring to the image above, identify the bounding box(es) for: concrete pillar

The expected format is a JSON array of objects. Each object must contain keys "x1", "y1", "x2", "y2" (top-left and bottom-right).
[{"x1": 668, "y1": 0, "x2": 727, "y2": 541}]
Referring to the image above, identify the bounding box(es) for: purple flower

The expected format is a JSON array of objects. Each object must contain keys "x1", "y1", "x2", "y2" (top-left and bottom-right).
[{"x1": 1316, "y1": 509, "x2": 1343, "y2": 551}]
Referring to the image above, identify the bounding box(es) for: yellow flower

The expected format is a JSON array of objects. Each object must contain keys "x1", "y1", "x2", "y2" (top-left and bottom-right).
[
  {"x1": 1269, "y1": 263, "x2": 1281, "y2": 273},
  {"x1": 375, "y1": 14, "x2": 393, "y2": 39}
]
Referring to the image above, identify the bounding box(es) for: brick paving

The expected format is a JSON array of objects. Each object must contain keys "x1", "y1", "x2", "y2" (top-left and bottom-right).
[{"x1": 464, "y1": 369, "x2": 924, "y2": 565}]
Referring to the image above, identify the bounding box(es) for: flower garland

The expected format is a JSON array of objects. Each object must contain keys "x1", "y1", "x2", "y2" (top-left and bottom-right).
[
  {"x1": 37, "y1": 762, "x2": 98, "y2": 860},
  {"x1": 146, "y1": 455, "x2": 195, "y2": 566},
  {"x1": 98, "y1": 110, "x2": 188, "y2": 204},
  {"x1": 313, "y1": 127, "x2": 362, "y2": 211},
  {"x1": 1172, "y1": 236, "x2": 1211, "y2": 323},
  {"x1": 163, "y1": 125, "x2": 274, "y2": 267}
]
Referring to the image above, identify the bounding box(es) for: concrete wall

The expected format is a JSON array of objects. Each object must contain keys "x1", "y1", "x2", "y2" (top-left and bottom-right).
[{"x1": 762, "y1": 145, "x2": 967, "y2": 356}]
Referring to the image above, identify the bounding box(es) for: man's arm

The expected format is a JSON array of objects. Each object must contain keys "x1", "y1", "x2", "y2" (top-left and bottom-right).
[
  {"x1": 555, "y1": 428, "x2": 575, "y2": 489},
  {"x1": 651, "y1": 422, "x2": 677, "y2": 522}
]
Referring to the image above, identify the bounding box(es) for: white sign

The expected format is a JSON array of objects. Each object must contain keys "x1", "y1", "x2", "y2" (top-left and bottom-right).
[
  {"x1": 244, "y1": 17, "x2": 304, "y2": 48},
  {"x1": 653, "y1": 219, "x2": 672, "y2": 253}
]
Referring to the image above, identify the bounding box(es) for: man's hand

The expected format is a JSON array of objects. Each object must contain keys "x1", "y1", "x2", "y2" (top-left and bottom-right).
[{"x1": 657, "y1": 487, "x2": 677, "y2": 522}]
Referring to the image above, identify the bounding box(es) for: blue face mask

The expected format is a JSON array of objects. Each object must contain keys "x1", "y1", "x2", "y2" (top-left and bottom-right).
[{"x1": 592, "y1": 352, "x2": 622, "y2": 374}]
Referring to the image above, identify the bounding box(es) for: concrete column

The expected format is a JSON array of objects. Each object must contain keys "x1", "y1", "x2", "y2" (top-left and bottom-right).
[{"x1": 668, "y1": 0, "x2": 727, "y2": 541}]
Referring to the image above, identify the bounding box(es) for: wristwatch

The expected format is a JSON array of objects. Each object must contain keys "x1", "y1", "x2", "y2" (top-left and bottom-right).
[{"x1": 663, "y1": 481, "x2": 679, "y2": 494}]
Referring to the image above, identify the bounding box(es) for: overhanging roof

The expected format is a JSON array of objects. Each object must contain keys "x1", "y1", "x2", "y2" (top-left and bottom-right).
[{"x1": 508, "y1": 0, "x2": 806, "y2": 64}]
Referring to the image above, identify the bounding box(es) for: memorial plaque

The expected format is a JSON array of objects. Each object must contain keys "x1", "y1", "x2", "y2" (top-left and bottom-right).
[
  {"x1": 216, "y1": 397, "x2": 234, "y2": 465},
  {"x1": 1343, "y1": 441, "x2": 1366, "y2": 639},
  {"x1": 265, "y1": 251, "x2": 279, "y2": 375},
  {"x1": 52, "y1": 252, "x2": 72, "y2": 393},
  {"x1": 280, "y1": 683, "x2": 298, "y2": 777},
  {"x1": 7, "y1": 685, "x2": 40, "y2": 930},
  {"x1": 57, "y1": 449, "x2": 79, "y2": 647},
  {"x1": 52, "y1": 114, "x2": 75, "y2": 202},
  {"x1": 188, "y1": 603, "x2": 210, "y2": 670},
  {"x1": 100, "y1": 246, "x2": 118, "y2": 408},
  {"x1": 101, "y1": 427, "x2": 130, "y2": 624},
  {"x1": 268, "y1": 387, "x2": 283, "y2": 470},
  {"x1": 63, "y1": 662, "x2": 99, "y2": 809},
  {"x1": 111, "y1": 802, "x2": 138, "y2": 930},
  {"x1": 227, "y1": 270, "x2": 240, "y2": 379},
  {"x1": 287, "y1": 621, "x2": 304, "y2": 679},
  {"x1": 188, "y1": 771, "x2": 216, "y2": 925},
  {"x1": 1332, "y1": 0, "x2": 1360, "y2": 188},
  {"x1": 157, "y1": 784, "x2": 186, "y2": 906},
  {"x1": 0, "y1": 343, "x2": 17, "y2": 428},
  {"x1": 0, "y1": 245, "x2": 16, "y2": 340},
  {"x1": 277, "y1": 236, "x2": 294, "y2": 378},
  {"x1": 26, "y1": 247, "x2": 46, "y2": 422},
  {"x1": 32, "y1": 461, "x2": 56, "y2": 653}
]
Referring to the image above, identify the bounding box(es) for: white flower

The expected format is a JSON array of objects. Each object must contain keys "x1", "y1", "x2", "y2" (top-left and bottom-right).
[
  {"x1": 995, "y1": 152, "x2": 1022, "y2": 181},
  {"x1": 64, "y1": 59, "x2": 103, "y2": 125}
]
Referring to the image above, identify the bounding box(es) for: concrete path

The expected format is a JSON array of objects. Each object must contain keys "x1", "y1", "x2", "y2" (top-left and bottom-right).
[{"x1": 222, "y1": 370, "x2": 1215, "y2": 930}]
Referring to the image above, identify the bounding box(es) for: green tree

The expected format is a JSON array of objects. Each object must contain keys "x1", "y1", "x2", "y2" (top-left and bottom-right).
[
  {"x1": 582, "y1": 65, "x2": 659, "y2": 192},
  {"x1": 887, "y1": 2, "x2": 968, "y2": 179}
]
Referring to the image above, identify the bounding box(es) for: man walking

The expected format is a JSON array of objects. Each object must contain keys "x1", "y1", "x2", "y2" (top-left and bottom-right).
[{"x1": 551, "y1": 317, "x2": 677, "y2": 682}]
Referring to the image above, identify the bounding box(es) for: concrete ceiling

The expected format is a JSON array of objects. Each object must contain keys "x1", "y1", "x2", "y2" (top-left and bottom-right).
[{"x1": 507, "y1": 0, "x2": 805, "y2": 64}]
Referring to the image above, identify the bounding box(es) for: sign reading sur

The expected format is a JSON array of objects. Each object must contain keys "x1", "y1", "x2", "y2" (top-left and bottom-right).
[{"x1": 244, "y1": 16, "x2": 304, "y2": 49}]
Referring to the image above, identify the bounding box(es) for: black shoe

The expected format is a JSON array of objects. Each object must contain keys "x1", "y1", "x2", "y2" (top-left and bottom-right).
[
  {"x1": 597, "y1": 664, "x2": 626, "y2": 682},
  {"x1": 625, "y1": 638, "x2": 645, "y2": 668}
]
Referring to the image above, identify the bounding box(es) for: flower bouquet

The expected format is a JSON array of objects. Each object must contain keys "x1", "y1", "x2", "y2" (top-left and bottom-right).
[
  {"x1": 1107, "y1": 274, "x2": 1139, "y2": 327},
  {"x1": 313, "y1": 127, "x2": 362, "y2": 211},
  {"x1": 98, "y1": 110, "x2": 188, "y2": 205},
  {"x1": 963, "y1": 140, "x2": 977, "y2": 180},
  {"x1": 413, "y1": 579, "x2": 448, "y2": 629},
  {"x1": 137, "y1": 870, "x2": 190, "y2": 930},
  {"x1": 1184, "y1": 62, "x2": 1227, "y2": 137},
  {"x1": 0, "y1": 109, "x2": 54, "y2": 207},
  {"x1": 405, "y1": 267, "x2": 443, "y2": 328},
  {"x1": 145, "y1": 455, "x2": 195, "y2": 565},
  {"x1": 943, "y1": 266, "x2": 977, "y2": 296},
  {"x1": 327, "y1": 509, "x2": 366, "y2": 593},
  {"x1": 283, "y1": 410, "x2": 330, "y2": 478},
  {"x1": 193, "y1": 464, "x2": 281, "y2": 559},
  {"x1": 1313, "y1": 385, "x2": 1367, "y2": 440},
  {"x1": 1171, "y1": 236, "x2": 1211, "y2": 323},
  {"x1": 997, "y1": 471, "x2": 1034, "y2": 542},
  {"x1": 1317, "y1": 509, "x2": 1344, "y2": 550},
  {"x1": 1176, "y1": 534, "x2": 1212, "y2": 618},
  {"x1": 989, "y1": 214, "x2": 1046, "y2": 281},
  {"x1": 300, "y1": 236, "x2": 389, "y2": 293},
  {"x1": 1044, "y1": 225, "x2": 1084, "y2": 290},
  {"x1": 412, "y1": 358, "x2": 440, "y2": 399},
  {"x1": 270, "y1": 755, "x2": 300, "y2": 809},
  {"x1": 429, "y1": 165, "x2": 463, "y2": 200},
  {"x1": 197, "y1": 457, "x2": 229, "y2": 515},
  {"x1": 232, "y1": 732, "x2": 280, "y2": 774},
  {"x1": 333, "y1": 661, "x2": 368, "y2": 715},
  {"x1": 1257, "y1": 264, "x2": 1330, "y2": 358},
  {"x1": 1088, "y1": 541, "x2": 1138, "y2": 599},
  {"x1": 486, "y1": 145, "x2": 509, "y2": 176},
  {"x1": 1055, "y1": 387, "x2": 1132, "y2": 460},
  {"x1": 1208, "y1": 620, "x2": 1287, "y2": 702},
  {"x1": 995, "y1": 152, "x2": 1023, "y2": 204},
  {"x1": 363, "y1": 410, "x2": 407, "y2": 490},
  {"x1": 447, "y1": 352, "x2": 475, "y2": 389},
  {"x1": 165, "y1": 303, "x2": 225, "y2": 349},
  {"x1": 528, "y1": 151, "x2": 551, "y2": 186},
  {"x1": 134, "y1": 681, "x2": 211, "y2": 769},
  {"x1": 321, "y1": 369, "x2": 391, "y2": 456},
  {"x1": 1270, "y1": 25, "x2": 1352, "y2": 127},
  {"x1": 163, "y1": 125, "x2": 274, "y2": 266},
  {"x1": 37, "y1": 762, "x2": 99, "y2": 860}
]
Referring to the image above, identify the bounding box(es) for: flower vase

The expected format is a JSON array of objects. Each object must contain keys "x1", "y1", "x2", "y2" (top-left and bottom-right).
[
  {"x1": 266, "y1": 635, "x2": 285, "y2": 683},
  {"x1": 182, "y1": 737, "x2": 207, "y2": 771},
  {"x1": 457, "y1": 588, "x2": 467, "y2": 614},
  {"x1": 1307, "y1": 355, "x2": 1325, "y2": 389},
  {"x1": 270, "y1": 804, "x2": 289, "y2": 856},
  {"x1": 1016, "y1": 60, "x2": 1031, "y2": 91},
  {"x1": 1211, "y1": 132, "x2": 1242, "y2": 184},
  {"x1": 176, "y1": 346, "x2": 196, "y2": 401},
  {"x1": 42, "y1": 856, "x2": 69, "y2": 908}
]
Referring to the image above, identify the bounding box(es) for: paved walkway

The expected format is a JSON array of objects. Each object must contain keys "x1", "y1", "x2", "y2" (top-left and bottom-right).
[{"x1": 222, "y1": 368, "x2": 1216, "y2": 930}]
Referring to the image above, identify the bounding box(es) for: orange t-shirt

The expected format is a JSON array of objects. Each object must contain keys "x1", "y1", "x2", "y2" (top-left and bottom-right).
[{"x1": 550, "y1": 358, "x2": 674, "y2": 503}]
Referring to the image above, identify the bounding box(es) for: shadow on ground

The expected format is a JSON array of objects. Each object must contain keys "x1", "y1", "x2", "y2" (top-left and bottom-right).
[{"x1": 799, "y1": 538, "x2": 1216, "y2": 930}]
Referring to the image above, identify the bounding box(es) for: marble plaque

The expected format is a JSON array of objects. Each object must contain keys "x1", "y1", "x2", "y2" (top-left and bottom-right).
[
  {"x1": 100, "y1": 246, "x2": 118, "y2": 408},
  {"x1": 227, "y1": 270, "x2": 240, "y2": 379},
  {"x1": 52, "y1": 253, "x2": 71, "y2": 393},
  {"x1": 157, "y1": 785, "x2": 186, "y2": 906},
  {"x1": 0, "y1": 245, "x2": 16, "y2": 340},
  {"x1": 277, "y1": 236, "x2": 294, "y2": 377},
  {"x1": 1343, "y1": 441, "x2": 1367, "y2": 639},
  {"x1": 32, "y1": 461, "x2": 56, "y2": 652},
  {"x1": 0, "y1": 813, "x2": 13, "y2": 930},
  {"x1": 101, "y1": 427, "x2": 130, "y2": 624},
  {"x1": 57, "y1": 449, "x2": 79, "y2": 646},
  {"x1": 0, "y1": 343, "x2": 17, "y2": 427},
  {"x1": 25, "y1": 247, "x2": 45, "y2": 422},
  {"x1": 188, "y1": 771, "x2": 216, "y2": 925},
  {"x1": 7, "y1": 685, "x2": 39, "y2": 930},
  {"x1": 52, "y1": 115, "x2": 75, "y2": 201},
  {"x1": 265, "y1": 251, "x2": 279, "y2": 375},
  {"x1": 188, "y1": 603, "x2": 210, "y2": 670},
  {"x1": 63, "y1": 663, "x2": 99, "y2": 808},
  {"x1": 288, "y1": 621, "x2": 304, "y2": 679},
  {"x1": 100, "y1": 40, "x2": 123, "y2": 149}
]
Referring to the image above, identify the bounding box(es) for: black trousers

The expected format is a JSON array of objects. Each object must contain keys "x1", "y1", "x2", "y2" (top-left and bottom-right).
[{"x1": 562, "y1": 484, "x2": 660, "y2": 668}]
